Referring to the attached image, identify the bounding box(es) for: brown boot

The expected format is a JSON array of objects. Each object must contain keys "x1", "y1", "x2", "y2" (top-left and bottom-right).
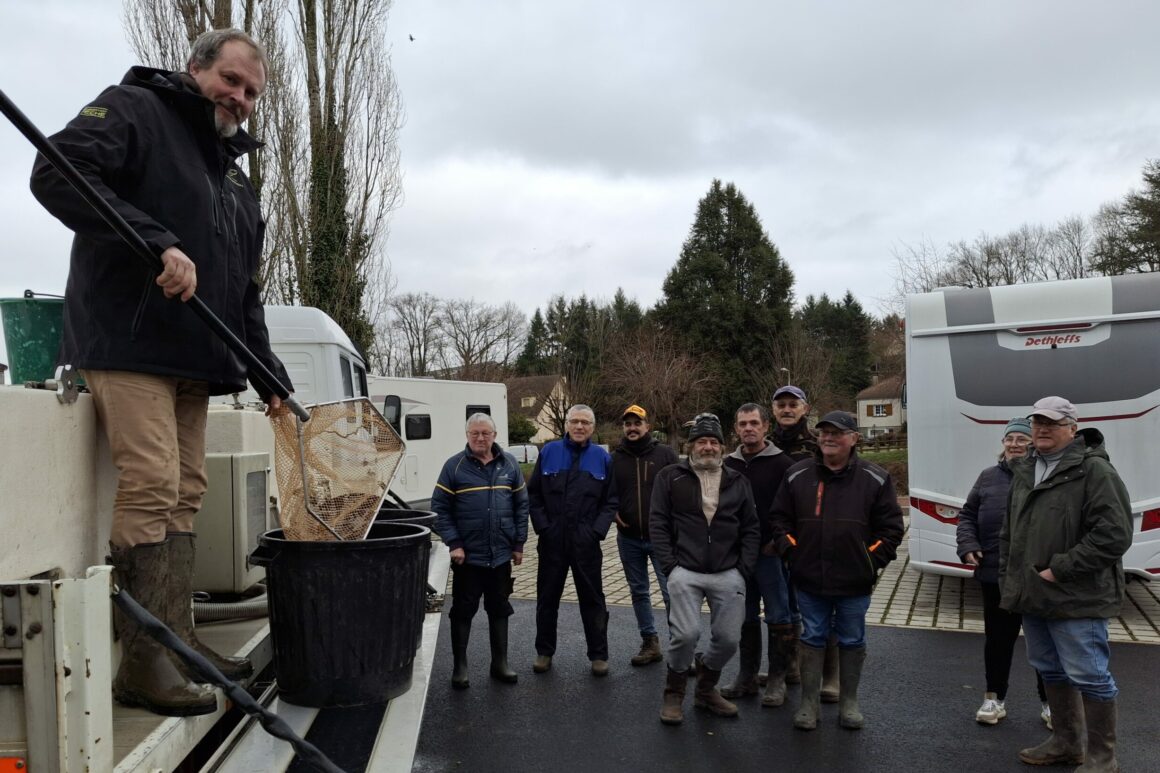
[
  {"x1": 721, "y1": 621, "x2": 761, "y2": 698},
  {"x1": 820, "y1": 634, "x2": 840, "y2": 703},
  {"x1": 631, "y1": 634, "x2": 663, "y2": 667},
  {"x1": 167, "y1": 533, "x2": 253, "y2": 681},
  {"x1": 762, "y1": 623, "x2": 795, "y2": 708},
  {"x1": 110, "y1": 542, "x2": 217, "y2": 716},
  {"x1": 793, "y1": 644, "x2": 825, "y2": 730},
  {"x1": 694, "y1": 665, "x2": 739, "y2": 717},
  {"x1": 1018, "y1": 682, "x2": 1086, "y2": 766},
  {"x1": 1077, "y1": 696, "x2": 1119, "y2": 772},
  {"x1": 660, "y1": 666, "x2": 687, "y2": 725}
]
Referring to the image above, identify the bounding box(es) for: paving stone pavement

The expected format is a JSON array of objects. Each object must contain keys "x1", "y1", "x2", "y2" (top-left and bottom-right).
[{"x1": 446, "y1": 508, "x2": 1160, "y2": 644}]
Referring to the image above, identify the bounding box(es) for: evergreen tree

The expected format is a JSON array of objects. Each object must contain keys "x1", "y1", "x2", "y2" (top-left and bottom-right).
[
  {"x1": 799, "y1": 292, "x2": 873, "y2": 407},
  {"x1": 515, "y1": 309, "x2": 551, "y2": 375},
  {"x1": 1092, "y1": 159, "x2": 1160, "y2": 274},
  {"x1": 655, "y1": 179, "x2": 794, "y2": 417}
]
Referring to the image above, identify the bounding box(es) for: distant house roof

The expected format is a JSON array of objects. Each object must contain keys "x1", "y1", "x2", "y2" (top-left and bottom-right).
[
  {"x1": 506, "y1": 374, "x2": 564, "y2": 418},
  {"x1": 856, "y1": 375, "x2": 904, "y2": 401}
]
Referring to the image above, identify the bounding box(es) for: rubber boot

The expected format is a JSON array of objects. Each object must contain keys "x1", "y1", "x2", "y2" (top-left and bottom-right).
[
  {"x1": 110, "y1": 542, "x2": 217, "y2": 716},
  {"x1": 762, "y1": 623, "x2": 795, "y2": 708},
  {"x1": 631, "y1": 633, "x2": 663, "y2": 666},
  {"x1": 1076, "y1": 696, "x2": 1119, "y2": 772},
  {"x1": 660, "y1": 666, "x2": 687, "y2": 725},
  {"x1": 450, "y1": 617, "x2": 472, "y2": 689},
  {"x1": 785, "y1": 622, "x2": 802, "y2": 685},
  {"x1": 488, "y1": 616, "x2": 518, "y2": 684},
  {"x1": 166, "y1": 533, "x2": 253, "y2": 681},
  {"x1": 793, "y1": 644, "x2": 826, "y2": 730},
  {"x1": 838, "y1": 646, "x2": 867, "y2": 729},
  {"x1": 1018, "y1": 682, "x2": 1086, "y2": 766},
  {"x1": 721, "y1": 621, "x2": 761, "y2": 698},
  {"x1": 694, "y1": 665, "x2": 739, "y2": 717},
  {"x1": 820, "y1": 634, "x2": 840, "y2": 703}
]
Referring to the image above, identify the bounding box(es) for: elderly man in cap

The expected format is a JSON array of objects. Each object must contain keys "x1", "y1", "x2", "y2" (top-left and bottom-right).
[
  {"x1": 611, "y1": 404, "x2": 679, "y2": 666},
  {"x1": 1000, "y1": 397, "x2": 1131, "y2": 771},
  {"x1": 771, "y1": 385, "x2": 819, "y2": 461},
  {"x1": 651, "y1": 413, "x2": 760, "y2": 725},
  {"x1": 770, "y1": 410, "x2": 903, "y2": 731}
]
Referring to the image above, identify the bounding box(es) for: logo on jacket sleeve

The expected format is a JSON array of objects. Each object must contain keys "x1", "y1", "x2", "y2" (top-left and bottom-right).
[{"x1": 80, "y1": 106, "x2": 108, "y2": 119}]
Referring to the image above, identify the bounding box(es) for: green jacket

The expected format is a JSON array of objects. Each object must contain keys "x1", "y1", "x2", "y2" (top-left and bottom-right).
[{"x1": 999, "y1": 428, "x2": 1132, "y2": 619}]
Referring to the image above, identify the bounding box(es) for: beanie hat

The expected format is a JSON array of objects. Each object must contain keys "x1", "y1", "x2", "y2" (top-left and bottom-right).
[
  {"x1": 687, "y1": 413, "x2": 724, "y2": 443},
  {"x1": 1004, "y1": 417, "x2": 1032, "y2": 437}
]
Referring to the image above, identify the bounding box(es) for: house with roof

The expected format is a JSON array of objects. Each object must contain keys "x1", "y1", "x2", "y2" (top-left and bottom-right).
[
  {"x1": 855, "y1": 374, "x2": 905, "y2": 437},
  {"x1": 505, "y1": 374, "x2": 568, "y2": 444}
]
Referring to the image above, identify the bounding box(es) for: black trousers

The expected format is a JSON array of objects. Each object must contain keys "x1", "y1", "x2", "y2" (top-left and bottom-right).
[
  {"x1": 980, "y1": 581, "x2": 1046, "y2": 701},
  {"x1": 535, "y1": 525, "x2": 609, "y2": 660},
  {"x1": 449, "y1": 561, "x2": 514, "y2": 623}
]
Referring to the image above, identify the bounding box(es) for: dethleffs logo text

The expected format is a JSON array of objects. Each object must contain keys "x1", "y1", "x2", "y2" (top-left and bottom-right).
[{"x1": 1025, "y1": 333, "x2": 1082, "y2": 347}]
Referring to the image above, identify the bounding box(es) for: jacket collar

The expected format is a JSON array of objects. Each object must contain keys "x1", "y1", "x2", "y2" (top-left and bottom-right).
[{"x1": 727, "y1": 438, "x2": 783, "y2": 461}]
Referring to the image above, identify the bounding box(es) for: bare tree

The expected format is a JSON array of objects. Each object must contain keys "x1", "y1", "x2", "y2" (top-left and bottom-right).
[
  {"x1": 388, "y1": 292, "x2": 443, "y2": 377},
  {"x1": 886, "y1": 236, "x2": 956, "y2": 313},
  {"x1": 759, "y1": 321, "x2": 838, "y2": 414},
  {"x1": 1046, "y1": 215, "x2": 1093, "y2": 279},
  {"x1": 437, "y1": 299, "x2": 527, "y2": 381}
]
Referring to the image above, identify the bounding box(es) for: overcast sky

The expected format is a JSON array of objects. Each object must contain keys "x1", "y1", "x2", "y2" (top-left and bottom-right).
[{"x1": 3, "y1": 1, "x2": 1160, "y2": 371}]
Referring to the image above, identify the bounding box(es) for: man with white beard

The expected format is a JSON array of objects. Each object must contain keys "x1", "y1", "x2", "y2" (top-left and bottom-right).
[{"x1": 649, "y1": 413, "x2": 760, "y2": 725}]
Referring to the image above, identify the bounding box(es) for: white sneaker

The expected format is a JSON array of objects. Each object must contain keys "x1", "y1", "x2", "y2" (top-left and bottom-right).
[
  {"x1": 975, "y1": 692, "x2": 1007, "y2": 725},
  {"x1": 1040, "y1": 701, "x2": 1052, "y2": 730}
]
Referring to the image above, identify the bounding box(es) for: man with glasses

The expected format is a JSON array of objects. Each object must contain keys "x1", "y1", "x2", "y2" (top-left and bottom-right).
[
  {"x1": 611, "y1": 404, "x2": 679, "y2": 667},
  {"x1": 528, "y1": 404, "x2": 618, "y2": 676},
  {"x1": 770, "y1": 410, "x2": 903, "y2": 731},
  {"x1": 1000, "y1": 397, "x2": 1131, "y2": 770}
]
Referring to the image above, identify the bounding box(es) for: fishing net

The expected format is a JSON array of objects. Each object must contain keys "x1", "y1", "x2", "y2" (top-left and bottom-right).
[{"x1": 269, "y1": 398, "x2": 405, "y2": 541}]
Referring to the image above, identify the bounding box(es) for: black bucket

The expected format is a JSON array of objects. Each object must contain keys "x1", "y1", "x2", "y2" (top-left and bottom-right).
[
  {"x1": 250, "y1": 521, "x2": 431, "y2": 708},
  {"x1": 375, "y1": 508, "x2": 437, "y2": 648}
]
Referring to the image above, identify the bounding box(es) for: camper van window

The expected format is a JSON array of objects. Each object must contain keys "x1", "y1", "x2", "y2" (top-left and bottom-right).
[
  {"x1": 355, "y1": 365, "x2": 367, "y2": 398},
  {"x1": 406, "y1": 414, "x2": 433, "y2": 440},
  {"x1": 466, "y1": 404, "x2": 491, "y2": 420},
  {"x1": 340, "y1": 355, "x2": 355, "y2": 398},
  {"x1": 382, "y1": 395, "x2": 401, "y2": 430}
]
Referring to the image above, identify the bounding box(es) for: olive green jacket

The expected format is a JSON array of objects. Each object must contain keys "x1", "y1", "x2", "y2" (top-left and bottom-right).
[{"x1": 999, "y1": 428, "x2": 1132, "y2": 619}]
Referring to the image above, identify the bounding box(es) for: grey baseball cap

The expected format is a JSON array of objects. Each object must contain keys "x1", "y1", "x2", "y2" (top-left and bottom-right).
[{"x1": 1028, "y1": 396, "x2": 1078, "y2": 422}]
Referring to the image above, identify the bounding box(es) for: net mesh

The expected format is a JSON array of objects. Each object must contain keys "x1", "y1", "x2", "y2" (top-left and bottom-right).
[{"x1": 269, "y1": 398, "x2": 405, "y2": 541}]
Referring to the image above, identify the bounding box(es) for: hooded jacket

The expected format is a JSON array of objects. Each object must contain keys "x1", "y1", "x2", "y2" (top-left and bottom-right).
[
  {"x1": 611, "y1": 435, "x2": 678, "y2": 540},
  {"x1": 725, "y1": 440, "x2": 794, "y2": 545},
  {"x1": 999, "y1": 428, "x2": 1132, "y2": 619},
  {"x1": 432, "y1": 444, "x2": 529, "y2": 568},
  {"x1": 30, "y1": 67, "x2": 289, "y2": 397}
]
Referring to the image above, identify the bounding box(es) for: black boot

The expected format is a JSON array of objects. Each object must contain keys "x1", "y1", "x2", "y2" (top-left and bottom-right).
[
  {"x1": 721, "y1": 621, "x2": 761, "y2": 698},
  {"x1": 167, "y1": 533, "x2": 253, "y2": 681},
  {"x1": 762, "y1": 623, "x2": 795, "y2": 708},
  {"x1": 488, "y1": 616, "x2": 518, "y2": 684},
  {"x1": 450, "y1": 617, "x2": 472, "y2": 689},
  {"x1": 821, "y1": 634, "x2": 840, "y2": 703},
  {"x1": 838, "y1": 646, "x2": 867, "y2": 729},
  {"x1": 110, "y1": 542, "x2": 217, "y2": 716}
]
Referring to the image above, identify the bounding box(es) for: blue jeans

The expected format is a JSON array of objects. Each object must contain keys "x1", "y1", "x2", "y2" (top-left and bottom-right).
[
  {"x1": 744, "y1": 553, "x2": 793, "y2": 626},
  {"x1": 796, "y1": 588, "x2": 871, "y2": 649},
  {"x1": 616, "y1": 534, "x2": 670, "y2": 637},
  {"x1": 1022, "y1": 614, "x2": 1118, "y2": 701}
]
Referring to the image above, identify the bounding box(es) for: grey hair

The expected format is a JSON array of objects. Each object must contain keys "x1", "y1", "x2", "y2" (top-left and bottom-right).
[
  {"x1": 566, "y1": 404, "x2": 595, "y2": 422},
  {"x1": 735, "y1": 402, "x2": 770, "y2": 423},
  {"x1": 188, "y1": 28, "x2": 268, "y2": 76},
  {"x1": 466, "y1": 413, "x2": 497, "y2": 432}
]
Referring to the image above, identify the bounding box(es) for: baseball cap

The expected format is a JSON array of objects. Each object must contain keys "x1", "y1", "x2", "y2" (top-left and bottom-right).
[
  {"x1": 772, "y1": 385, "x2": 807, "y2": 402},
  {"x1": 622, "y1": 404, "x2": 647, "y2": 421},
  {"x1": 815, "y1": 411, "x2": 858, "y2": 433},
  {"x1": 1027, "y1": 396, "x2": 1078, "y2": 422}
]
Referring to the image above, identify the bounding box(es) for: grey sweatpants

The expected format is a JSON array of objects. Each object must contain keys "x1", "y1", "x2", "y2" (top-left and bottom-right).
[{"x1": 665, "y1": 565, "x2": 746, "y2": 672}]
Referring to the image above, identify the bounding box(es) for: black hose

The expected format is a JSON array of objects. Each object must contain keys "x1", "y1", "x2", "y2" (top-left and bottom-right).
[{"x1": 111, "y1": 588, "x2": 345, "y2": 773}]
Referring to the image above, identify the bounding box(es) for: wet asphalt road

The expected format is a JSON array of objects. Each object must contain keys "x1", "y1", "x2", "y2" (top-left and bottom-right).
[{"x1": 412, "y1": 600, "x2": 1155, "y2": 773}]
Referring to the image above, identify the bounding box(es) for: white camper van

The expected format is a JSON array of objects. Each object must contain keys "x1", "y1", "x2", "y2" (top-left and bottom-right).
[{"x1": 905, "y1": 272, "x2": 1160, "y2": 581}]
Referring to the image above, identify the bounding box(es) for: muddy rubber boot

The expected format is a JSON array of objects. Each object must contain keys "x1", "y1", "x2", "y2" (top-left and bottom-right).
[
  {"x1": 166, "y1": 533, "x2": 253, "y2": 681},
  {"x1": 694, "y1": 665, "x2": 740, "y2": 717},
  {"x1": 1076, "y1": 696, "x2": 1119, "y2": 772},
  {"x1": 488, "y1": 616, "x2": 518, "y2": 684},
  {"x1": 721, "y1": 621, "x2": 761, "y2": 698},
  {"x1": 838, "y1": 646, "x2": 867, "y2": 729},
  {"x1": 785, "y1": 622, "x2": 802, "y2": 685},
  {"x1": 450, "y1": 617, "x2": 472, "y2": 689},
  {"x1": 820, "y1": 634, "x2": 840, "y2": 703},
  {"x1": 762, "y1": 623, "x2": 795, "y2": 708},
  {"x1": 110, "y1": 542, "x2": 217, "y2": 716},
  {"x1": 1018, "y1": 682, "x2": 1086, "y2": 766},
  {"x1": 630, "y1": 634, "x2": 663, "y2": 667},
  {"x1": 793, "y1": 644, "x2": 826, "y2": 730},
  {"x1": 660, "y1": 666, "x2": 688, "y2": 725}
]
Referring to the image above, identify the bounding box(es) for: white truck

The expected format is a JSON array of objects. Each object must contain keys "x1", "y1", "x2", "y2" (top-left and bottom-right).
[{"x1": 905, "y1": 272, "x2": 1160, "y2": 580}]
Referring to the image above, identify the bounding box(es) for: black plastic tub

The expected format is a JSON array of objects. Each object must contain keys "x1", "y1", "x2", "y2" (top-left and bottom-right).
[
  {"x1": 250, "y1": 521, "x2": 431, "y2": 708},
  {"x1": 375, "y1": 506, "x2": 437, "y2": 530}
]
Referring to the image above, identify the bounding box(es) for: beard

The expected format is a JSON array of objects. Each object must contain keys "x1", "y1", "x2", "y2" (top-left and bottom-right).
[
  {"x1": 690, "y1": 447, "x2": 723, "y2": 471},
  {"x1": 214, "y1": 109, "x2": 240, "y2": 138}
]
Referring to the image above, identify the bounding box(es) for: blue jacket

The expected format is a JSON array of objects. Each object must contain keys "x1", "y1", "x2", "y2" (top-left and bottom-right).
[
  {"x1": 956, "y1": 460, "x2": 1012, "y2": 584},
  {"x1": 432, "y1": 444, "x2": 529, "y2": 568},
  {"x1": 528, "y1": 436, "x2": 618, "y2": 538}
]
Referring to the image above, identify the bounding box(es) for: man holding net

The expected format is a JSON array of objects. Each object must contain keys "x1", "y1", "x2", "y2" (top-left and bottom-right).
[{"x1": 30, "y1": 28, "x2": 291, "y2": 716}]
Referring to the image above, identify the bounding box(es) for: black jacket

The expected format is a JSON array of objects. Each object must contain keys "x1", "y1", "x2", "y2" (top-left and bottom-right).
[
  {"x1": 649, "y1": 460, "x2": 760, "y2": 578},
  {"x1": 611, "y1": 437, "x2": 679, "y2": 540},
  {"x1": 770, "y1": 450, "x2": 904, "y2": 597},
  {"x1": 725, "y1": 440, "x2": 794, "y2": 545},
  {"x1": 956, "y1": 460, "x2": 1013, "y2": 584},
  {"x1": 30, "y1": 67, "x2": 289, "y2": 397}
]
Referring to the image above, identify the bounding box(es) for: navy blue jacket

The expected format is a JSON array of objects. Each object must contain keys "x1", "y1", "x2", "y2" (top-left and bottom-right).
[
  {"x1": 528, "y1": 436, "x2": 618, "y2": 538},
  {"x1": 956, "y1": 460, "x2": 1012, "y2": 584},
  {"x1": 432, "y1": 444, "x2": 529, "y2": 568}
]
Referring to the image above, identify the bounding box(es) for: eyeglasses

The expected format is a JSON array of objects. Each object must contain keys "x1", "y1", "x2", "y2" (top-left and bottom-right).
[
  {"x1": 568, "y1": 418, "x2": 593, "y2": 426},
  {"x1": 1002, "y1": 435, "x2": 1031, "y2": 445},
  {"x1": 1030, "y1": 416, "x2": 1074, "y2": 428},
  {"x1": 817, "y1": 428, "x2": 854, "y2": 438}
]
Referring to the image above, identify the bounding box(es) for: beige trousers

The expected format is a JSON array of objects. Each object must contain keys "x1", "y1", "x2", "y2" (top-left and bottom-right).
[{"x1": 84, "y1": 370, "x2": 210, "y2": 547}]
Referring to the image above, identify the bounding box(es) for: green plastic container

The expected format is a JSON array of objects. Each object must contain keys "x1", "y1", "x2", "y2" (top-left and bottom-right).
[{"x1": 0, "y1": 296, "x2": 64, "y2": 384}]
